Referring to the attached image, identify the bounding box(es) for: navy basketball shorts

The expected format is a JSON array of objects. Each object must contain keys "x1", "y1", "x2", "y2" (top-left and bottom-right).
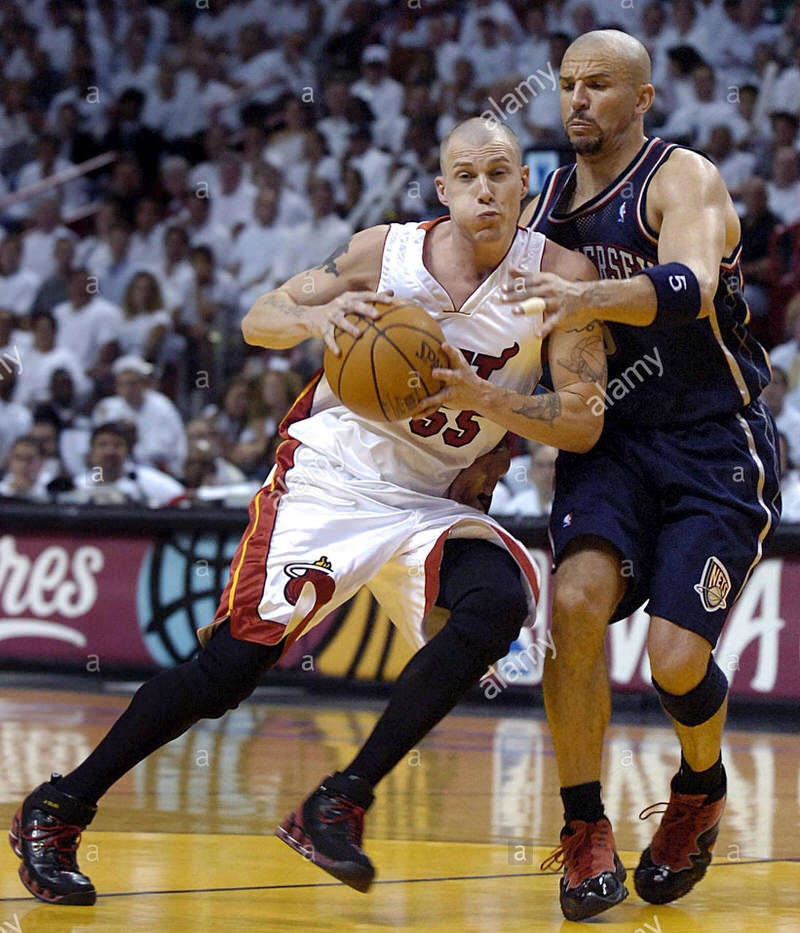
[{"x1": 549, "y1": 400, "x2": 782, "y2": 646}]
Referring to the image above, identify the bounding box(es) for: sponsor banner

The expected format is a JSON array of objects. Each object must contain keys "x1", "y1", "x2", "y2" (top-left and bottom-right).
[{"x1": 0, "y1": 532, "x2": 796, "y2": 699}]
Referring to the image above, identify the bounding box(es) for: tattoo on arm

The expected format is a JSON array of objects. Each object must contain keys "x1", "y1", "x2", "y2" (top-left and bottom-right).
[
  {"x1": 264, "y1": 291, "x2": 302, "y2": 317},
  {"x1": 512, "y1": 393, "x2": 562, "y2": 423},
  {"x1": 556, "y1": 335, "x2": 605, "y2": 383},
  {"x1": 317, "y1": 239, "x2": 351, "y2": 276},
  {"x1": 565, "y1": 320, "x2": 600, "y2": 333}
]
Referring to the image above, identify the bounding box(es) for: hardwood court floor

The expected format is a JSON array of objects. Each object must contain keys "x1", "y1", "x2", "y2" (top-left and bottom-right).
[{"x1": 0, "y1": 686, "x2": 798, "y2": 932}]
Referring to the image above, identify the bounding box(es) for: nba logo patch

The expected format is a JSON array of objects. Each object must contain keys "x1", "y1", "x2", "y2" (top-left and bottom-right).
[
  {"x1": 618, "y1": 203, "x2": 627, "y2": 223},
  {"x1": 562, "y1": 512, "x2": 573, "y2": 528},
  {"x1": 693, "y1": 556, "x2": 731, "y2": 612}
]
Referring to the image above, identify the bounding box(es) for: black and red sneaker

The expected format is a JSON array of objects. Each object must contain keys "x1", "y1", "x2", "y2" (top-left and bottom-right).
[
  {"x1": 276, "y1": 772, "x2": 375, "y2": 892},
  {"x1": 9, "y1": 774, "x2": 97, "y2": 905},
  {"x1": 634, "y1": 776, "x2": 726, "y2": 904},
  {"x1": 541, "y1": 817, "x2": 628, "y2": 921}
]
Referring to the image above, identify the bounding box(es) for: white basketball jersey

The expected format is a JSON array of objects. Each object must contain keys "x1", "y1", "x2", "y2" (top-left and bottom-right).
[{"x1": 286, "y1": 218, "x2": 546, "y2": 496}]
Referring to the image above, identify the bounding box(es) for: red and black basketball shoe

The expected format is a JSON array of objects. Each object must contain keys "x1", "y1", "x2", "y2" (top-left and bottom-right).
[
  {"x1": 276, "y1": 771, "x2": 375, "y2": 892},
  {"x1": 541, "y1": 817, "x2": 628, "y2": 921},
  {"x1": 634, "y1": 775, "x2": 726, "y2": 904},
  {"x1": 9, "y1": 774, "x2": 97, "y2": 905}
]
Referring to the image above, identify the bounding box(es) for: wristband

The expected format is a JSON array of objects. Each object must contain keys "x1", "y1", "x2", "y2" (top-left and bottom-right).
[{"x1": 634, "y1": 262, "x2": 702, "y2": 328}]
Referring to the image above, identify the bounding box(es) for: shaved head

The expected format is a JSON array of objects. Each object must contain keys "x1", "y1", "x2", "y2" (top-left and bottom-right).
[
  {"x1": 439, "y1": 117, "x2": 522, "y2": 171},
  {"x1": 564, "y1": 29, "x2": 651, "y2": 85}
]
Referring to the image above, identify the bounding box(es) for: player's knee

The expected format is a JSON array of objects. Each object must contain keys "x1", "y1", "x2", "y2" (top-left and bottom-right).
[
  {"x1": 551, "y1": 579, "x2": 613, "y2": 662},
  {"x1": 652, "y1": 655, "x2": 728, "y2": 726},
  {"x1": 648, "y1": 620, "x2": 710, "y2": 696},
  {"x1": 449, "y1": 578, "x2": 528, "y2": 660}
]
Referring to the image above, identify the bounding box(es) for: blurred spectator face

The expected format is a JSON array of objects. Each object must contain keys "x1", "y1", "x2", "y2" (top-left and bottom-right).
[
  {"x1": 761, "y1": 368, "x2": 788, "y2": 414},
  {"x1": 343, "y1": 167, "x2": 363, "y2": 206},
  {"x1": 157, "y1": 63, "x2": 177, "y2": 97},
  {"x1": 203, "y1": 125, "x2": 227, "y2": 161},
  {"x1": 0, "y1": 309, "x2": 13, "y2": 345},
  {"x1": 309, "y1": 179, "x2": 335, "y2": 218},
  {"x1": 54, "y1": 236, "x2": 76, "y2": 274},
  {"x1": 191, "y1": 248, "x2": 214, "y2": 284},
  {"x1": 529, "y1": 444, "x2": 558, "y2": 499},
  {"x1": 740, "y1": 0, "x2": 764, "y2": 29},
  {"x1": 772, "y1": 147, "x2": 799, "y2": 186},
  {"x1": 117, "y1": 89, "x2": 144, "y2": 123},
  {"x1": 68, "y1": 270, "x2": 91, "y2": 307},
  {"x1": 161, "y1": 158, "x2": 189, "y2": 198},
  {"x1": 183, "y1": 453, "x2": 215, "y2": 490},
  {"x1": 452, "y1": 58, "x2": 475, "y2": 88},
  {"x1": 261, "y1": 370, "x2": 292, "y2": 411},
  {"x1": 57, "y1": 103, "x2": 79, "y2": 137},
  {"x1": 186, "y1": 194, "x2": 210, "y2": 225},
  {"x1": 50, "y1": 368, "x2": 75, "y2": 407},
  {"x1": 252, "y1": 161, "x2": 282, "y2": 191},
  {"x1": 303, "y1": 131, "x2": 326, "y2": 162},
  {"x1": 283, "y1": 97, "x2": 306, "y2": 131},
  {"x1": 324, "y1": 81, "x2": 349, "y2": 116},
  {"x1": 34, "y1": 197, "x2": 60, "y2": 231},
  {"x1": 692, "y1": 65, "x2": 715, "y2": 101},
  {"x1": 706, "y1": 125, "x2": 733, "y2": 160},
  {"x1": 738, "y1": 86, "x2": 758, "y2": 120},
  {"x1": 89, "y1": 430, "x2": 129, "y2": 481},
  {"x1": 224, "y1": 381, "x2": 249, "y2": 420},
  {"x1": 164, "y1": 227, "x2": 188, "y2": 263},
  {"x1": 237, "y1": 24, "x2": 262, "y2": 60},
  {"x1": 219, "y1": 153, "x2": 242, "y2": 194},
  {"x1": 31, "y1": 420, "x2": 59, "y2": 459},
  {"x1": 186, "y1": 417, "x2": 221, "y2": 458},
  {"x1": 254, "y1": 189, "x2": 278, "y2": 226},
  {"x1": 94, "y1": 202, "x2": 119, "y2": 237},
  {"x1": 521, "y1": 8, "x2": 547, "y2": 36},
  {"x1": 642, "y1": 2, "x2": 665, "y2": 36},
  {"x1": 135, "y1": 198, "x2": 159, "y2": 232},
  {"x1": 571, "y1": 3, "x2": 596, "y2": 34},
  {"x1": 674, "y1": 0, "x2": 696, "y2": 31},
  {"x1": 115, "y1": 368, "x2": 147, "y2": 407},
  {"x1": 771, "y1": 114, "x2": 799, "y2": 149},
  {"x1": 742, "y1": 177, "x2": 768, "y2": 215},
  {"x1": 477, "y1": 18, "x2": 498, "y2": 47},
  {"x1": 108, "y1": 225, "x2": 131, "y2": 261},
  {"x1": 7, "y1": 439, "x2": 43, "y2": 491},
  {"x1": 37, "y1": 137, "x2": 58, "y2": 166},
  {"x1": 32, "y1": 314, "x2": 56, "y2": 351},
  {"x1": 0, "y1": 238, "x2": 22, "y2": 275},
  {"x1": 127, "y1": 272, "x2": 159, "y2": 312}
]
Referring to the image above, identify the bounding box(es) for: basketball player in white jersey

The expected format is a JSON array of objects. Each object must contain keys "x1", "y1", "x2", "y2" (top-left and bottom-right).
[{"x1": 11, "y1": 118, "x2": 604, "y2": 905}]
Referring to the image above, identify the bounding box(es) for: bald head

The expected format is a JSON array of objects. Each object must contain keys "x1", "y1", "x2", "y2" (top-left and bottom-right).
[
  {"x1": 565, "y1": 29, "x2": 651, "y2": 85},
  {"x1": 439, "y1": 117, "x2": 522, "y2": 171}
]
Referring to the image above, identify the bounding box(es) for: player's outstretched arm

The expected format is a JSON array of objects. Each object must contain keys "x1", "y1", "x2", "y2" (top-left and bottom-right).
[
  {"x1": 240, "y1": 225, "x2": 391, "y2": 353},
  {"x1": 500, "y1": 150, "x2": 732, "y2": 337},
  {"x1": 413, "y1": 249, "x2": 606, "y2": 453}
]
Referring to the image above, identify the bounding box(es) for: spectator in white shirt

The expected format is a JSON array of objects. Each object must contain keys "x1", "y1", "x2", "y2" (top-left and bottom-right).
[
  {"x1": 13, "y1": 310, "x2": 89, "y2": 408},
  {"x1": 0, "y1": 435, "x2": 48, "y2": 502},
  {"x1": 523, "y1": 32, "x2": 571, "y2": 145},
  {"x1": 251, "y1": 161, "x2": 312, "y2": 226},
  {"x1": 128, "y1": 196, "x2": 165, "y2": 269},
  {"x1": 11, "y1": 135, "x2": 85, "y2": 221},
  {"x1": 208, "y1": 150, "x2": 257, "y2": 235},
  {"x1": 150, "y1": 225, "x2": 195, "y2": 316},
  {"x1": 160, "y1": 155, "x2": 191, "y2": 218},
  {"x1": 38, "y1": 0, "x2": 75, "y2": 73},
  {"x1": 111, "y1": 31, "x2": 158, "y2": 98},
  {"x1": 344, "y1": 126, "x2": 394, "y2": 199},
  {"x1": 277, "y1": 178, "x2": 351, "y2": 281},
  {"x1": 91, "y1": 222, "x2": 140, "y2": 307},
  {"x1": 317, "y1": 79, "x2": 356, "y2": 159},
  {"x1": 769, "y1": 293, "x2": 800, "y2": 407},
  {"x1": 53, "y1": 268, "x2": 122, "y2": 375},
  {"x1": 31, "y1": 235, "x2": 75, "y2": 316},
  {"x1": 229, "y1": 187, "x2": 290, "y2": 310},
  {"x1": 141, "y1": 55, "x2": 195, "y2": 142},
  {"x1": 771, "y1": 44, "x2": 800, "y2": 117},
  {"x1": 71, "y1": 420, "x2": 184, "y2": 507},
  {"x1": 263, "y1": 95, "x2": 313, "y2": 168},
  {"x1": 117, "y1": 272, "x2": 172, "y2": 361},
  {"x1": 179, "y1": 46, "x2": 237, "y2": 136},
  {"x1": 704, "y1": 124, "x2": 756, "y2": 199},
  {"x1": 491, "y1": 443, "x2": 558, "y2": 517},
  {"x1": 761, "y1": 366, "x2": 800, "y2": 466},
  {"x1": 0, "y1": 235, "x2": 41, "y2": 316},
  {"x1": 229, "y1": 23, "x2": 286, "y2": 107},
  {"x1": 0, "y1": 367, "x2": 32, "y2": 466},
  {"x1": 470, "y1": 16, "x2": 518, "y2": 91},
  {"x1": 181, "y1": 194, "x2": 230, "y2": 263},
  {"x1": 658, "y1": 63, "x2": 749, "y2": 147},
  {"x1": 351, "y1": 45, "x2": 403, "y2": 122},
  {"x1": 767, "y1": 147, "x2": 800, "y2": 225},
  {"x1": 93, "y1": 355, "x2": 187, "y2": 476},
  {"x1": 20, "y1": 196, "x2": 75, "y2": 280}
]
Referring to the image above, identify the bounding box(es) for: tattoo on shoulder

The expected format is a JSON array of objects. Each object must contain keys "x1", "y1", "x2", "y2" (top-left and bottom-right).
[
  {"x1": 512, "y1": 393, "x2": 561, "y2": 423},
  {"x1": 317, "y1": 239, "x2": 351, "y2": 276},
  {"x1": 565, "y1": 320, "x2": 599, "y2": 333},
  {"x1": 556, "y1": 335, "x2": 605, "y2": 383}
]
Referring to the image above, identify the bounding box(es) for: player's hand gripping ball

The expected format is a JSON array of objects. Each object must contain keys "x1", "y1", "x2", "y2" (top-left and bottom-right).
[{"x1": 323, "y1": 300, "x2": 449, "y2": 421}]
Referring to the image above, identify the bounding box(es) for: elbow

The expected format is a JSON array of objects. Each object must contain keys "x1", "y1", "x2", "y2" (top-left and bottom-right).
[
  {"x1": 570, "y1": 415, "x2": 604, "y2": 453},
  {"x1": 240, "y1": 307, "x2": 259, "y2": 345}
]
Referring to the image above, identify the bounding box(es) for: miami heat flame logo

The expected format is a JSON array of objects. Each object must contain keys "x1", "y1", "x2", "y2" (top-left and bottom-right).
[
  {"x1": 694, "y1": 556, "x2": 731, "y2": 612},
  {"x1": 283, "y1": 555, "x2": 336, "y2": 610}
]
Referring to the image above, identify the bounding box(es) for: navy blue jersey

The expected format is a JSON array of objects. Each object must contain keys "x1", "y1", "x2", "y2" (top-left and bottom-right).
[{"x1": 528, "y1": 137, "x2": 771, "y2": 426}]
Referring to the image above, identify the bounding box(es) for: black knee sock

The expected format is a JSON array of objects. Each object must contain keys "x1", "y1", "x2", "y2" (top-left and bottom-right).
[
  {"x1": 561, "y1": 781, "x2": 605, "y2": 826},
  {"x1": 671, "y1": 753, "x2": 725, "y2": 799},
  {"x1": 57, "y1": 624, "x2": 281, "y2": 806},
  {"x1": 343, "y1": 538, "x2": 528, "y2": 788},
  {"x1": 342, "y1": 621, "x2": 495, "y2": 786}
]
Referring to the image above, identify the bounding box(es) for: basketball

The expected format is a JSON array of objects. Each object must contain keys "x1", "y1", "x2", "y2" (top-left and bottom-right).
[{"x1": 324, "y1": 300, "x2": 448, "y2": 421}]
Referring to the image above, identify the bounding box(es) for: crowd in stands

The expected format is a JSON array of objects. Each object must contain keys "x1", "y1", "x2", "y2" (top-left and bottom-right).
[{"x1": 0, "y1": 0, "x2": 799, "y2": 518}]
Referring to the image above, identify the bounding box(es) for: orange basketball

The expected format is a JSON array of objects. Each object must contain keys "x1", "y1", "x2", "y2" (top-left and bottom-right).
[{"x1": 323, "y1": 300, "x2": 448, "y2": 422}]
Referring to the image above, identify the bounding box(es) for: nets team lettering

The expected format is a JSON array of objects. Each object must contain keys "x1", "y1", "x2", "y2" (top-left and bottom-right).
[
  {"x1": 580, "y1": 243, "x2": 654, "y2": 279},
  {"x1": 409, "y1": 343, "x2": 520, "y2": 446}
]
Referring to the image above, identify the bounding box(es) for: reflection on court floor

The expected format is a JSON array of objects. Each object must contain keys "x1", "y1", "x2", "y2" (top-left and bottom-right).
[{"x1": 0, "y1": 687, "x2": 798, "y2": 932}]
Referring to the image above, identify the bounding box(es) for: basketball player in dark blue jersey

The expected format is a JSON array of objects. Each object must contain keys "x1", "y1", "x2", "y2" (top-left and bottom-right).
[{"x1": 501, "y1": 30, "x2": 781, "y2": 922}]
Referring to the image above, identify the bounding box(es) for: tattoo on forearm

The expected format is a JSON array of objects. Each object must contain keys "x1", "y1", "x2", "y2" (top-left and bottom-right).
[
  {"x1": 317, "y1": 239, "x2": 351, "y2": 276},
  {"x1": 264, "y1": 292, "x2": 301, "y2": 317},
  {"x1": 565, "y1": 320, "x2": 600, "y2": 333},
  {"x1": 556, "y1": 335, "x2": 606, "y2": 383},
  {"x1": 512, "y1": 393, "x2": 562, "y2": 423}
]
